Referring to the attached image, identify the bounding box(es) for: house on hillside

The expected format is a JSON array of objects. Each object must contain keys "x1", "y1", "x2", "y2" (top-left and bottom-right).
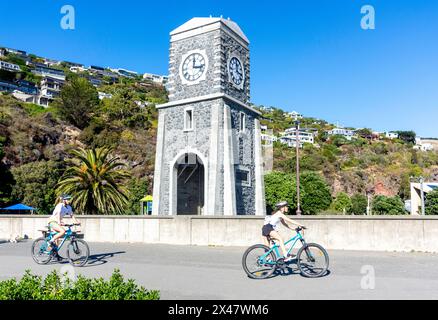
[
  {"x1": 31, "y1": 64, "x2": 65, "y2": 80},
  {"x1": 414, "y1": 137, "x2": 433, "y2": 151},
  {"x1": 0, "y1": 47, "x2": 28, "y2": 60},
  {"x1": 385, "y1": 131, "x2": 399, "y2": 139},
  {"x1": 98, "y1": 92, "x2": 113, "y2": 100},
  {"x1": 0, "y1": 61, "x2": 21, "y2": 72},
  {"x1": 112, "y1": 68, "x2": 138, "y2": 78},
  {"x1": 327, "y1": 127, "x2": 355, "y2": 140},
  {"x1": 0, "y1": 80, "x2": 19, "y2": 93},
  {"x1": 279, "y1": 127, "x2": 317, "y2": 148},
  {"x1": 260, "y1": 125, "x2": 278, "y2": 144},
  {"x1": 34, "y1": 76, "x2": 65, "y2": 107},
  {"x1": 143, "y1": 73, "x2": 168, "y2": 84},
  {"x1": 285, "y1": 110, "x2": 302, "y2": 119}
]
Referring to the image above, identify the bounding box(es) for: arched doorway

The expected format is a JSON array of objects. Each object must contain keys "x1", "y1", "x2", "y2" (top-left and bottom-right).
[{"x1": 174, "y1": 153, "x2": 205, "y2": 215}]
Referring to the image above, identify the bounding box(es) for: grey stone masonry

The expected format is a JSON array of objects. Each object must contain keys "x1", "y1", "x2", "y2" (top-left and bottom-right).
[{"x1": 152, "y1": 18, "x2": 265, "y2": 216}]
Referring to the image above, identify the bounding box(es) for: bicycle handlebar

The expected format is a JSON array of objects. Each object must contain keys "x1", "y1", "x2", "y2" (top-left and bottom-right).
[
  {"x1": 62, "y1": 223, "x2": 81, "y2": 227},
  {"x1": 295, "y1": 226, "x2": 307, "y2": 232}
]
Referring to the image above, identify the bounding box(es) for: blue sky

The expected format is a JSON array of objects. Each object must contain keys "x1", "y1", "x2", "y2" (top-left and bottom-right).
[{"x1": 1, "y1": 1, "x2": 437, "y2": 136}]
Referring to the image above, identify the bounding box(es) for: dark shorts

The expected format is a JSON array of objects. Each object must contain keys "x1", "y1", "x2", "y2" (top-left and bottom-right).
[{"x1": 262, "y1": 224, "x2": 275, "y2": 237}]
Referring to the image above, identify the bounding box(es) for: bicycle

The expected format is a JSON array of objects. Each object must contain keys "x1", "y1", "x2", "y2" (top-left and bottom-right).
[
  {"x1": 31, "y1": 223, "x2": 90, "y2": 267},
  {"x1": 242, "y1": 226, "x2": 329, "y2": 279}
]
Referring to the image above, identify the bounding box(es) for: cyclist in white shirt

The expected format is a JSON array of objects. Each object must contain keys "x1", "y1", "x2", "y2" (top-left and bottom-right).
[
  {"x1": 47, "y1": 194, "x2": 80, "y2": 251},
  {"x1": 262, "y1": 201, "x2": 305, "y2": 262}
]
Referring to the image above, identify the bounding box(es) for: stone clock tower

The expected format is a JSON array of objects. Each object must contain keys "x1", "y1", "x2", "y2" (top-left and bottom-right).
[{"x1": 152, "y1": 17, "x2": 265, "y2": 216}]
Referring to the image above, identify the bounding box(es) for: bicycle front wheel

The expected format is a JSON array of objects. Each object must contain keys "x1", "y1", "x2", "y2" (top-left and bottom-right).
[
  {"x1": 67, "y1": 239, "x2": 89, "y2": 267},
  {"x1": 242, "y1": 244, "x2": 277, "y2": 279},
  {"x1": 31, "y1": 237, "x2": 53, "y2": 265},
  {"x1": 297, "y1": 243, "x2": 329, "y2": 278}
]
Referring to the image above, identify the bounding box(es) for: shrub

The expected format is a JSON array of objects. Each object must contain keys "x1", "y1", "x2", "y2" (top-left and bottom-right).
[
  {"x1": 425, "y1": 190, "x2": 438, "y2": 215},
  {"x1": 300, "y1": 172, "x2": 332, "y2": 214},
  {"x1": 264, "y1": 171, "x2": 332, "y2": 215},
  {"x1": 331, "y1": 192, "x2": 352, "y2": 214},
  {"x1": 264, "y1": 171, "x2": 296, "y2": 214},
  {"x1": 372, "y1": 195, "x2": 406, "y2": 215},
  {"x1": 349, "y1": 194, "x2": 368, "y2": 215},
  {"x1": 0, "y1": 269, "x2": 160, "y2": 300}
]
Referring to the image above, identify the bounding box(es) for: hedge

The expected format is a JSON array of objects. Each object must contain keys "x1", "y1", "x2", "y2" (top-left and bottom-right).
[{"x1": 0, "y1": 269, "x2": 160, "y2": 300}]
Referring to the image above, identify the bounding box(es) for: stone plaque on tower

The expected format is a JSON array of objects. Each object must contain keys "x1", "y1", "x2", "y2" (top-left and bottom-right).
[{"x1": 152, "y1": 17, "x2": 265, "y2": 215}]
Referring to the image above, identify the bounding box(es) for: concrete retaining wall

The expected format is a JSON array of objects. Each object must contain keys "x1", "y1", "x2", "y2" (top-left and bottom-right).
[{"x1": 1, "y1": 215, "x2": 438, "y2": 253}]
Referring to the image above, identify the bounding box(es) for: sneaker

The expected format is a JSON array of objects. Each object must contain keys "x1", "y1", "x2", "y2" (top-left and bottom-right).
[
  {"x1": 48, "y1": 240, "x2": 57, "y2": 251},
  {"x1": 284, "y1": 255, "x2": 293, "y2": 262}
]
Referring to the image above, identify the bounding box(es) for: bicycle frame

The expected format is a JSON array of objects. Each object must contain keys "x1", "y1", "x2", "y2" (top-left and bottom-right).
[
  {"x1": 260, "y1": 230, "x2": 306, "y2": 266},
  {"x1": 46, "y1": 226, "x2": 74, "y2": 252}
]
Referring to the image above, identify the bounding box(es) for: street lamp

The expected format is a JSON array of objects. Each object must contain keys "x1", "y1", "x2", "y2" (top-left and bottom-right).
[{"x1": 294, "y1": 117, "x2": 302, "y2": 216}]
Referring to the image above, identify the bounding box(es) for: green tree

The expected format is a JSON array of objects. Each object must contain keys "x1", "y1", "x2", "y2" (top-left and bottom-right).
[
  {"x1": 372, "y1": 195, "x2": 406, "y2": 215},
  {"x1": 425, "y1": 190, "x2": 438, "y2": 215},
  {"x1": 264, "y1": 171, "x2": 332, "y2": 215},
  {"x1": 126, "y1": 178, "x2": 149, "y2": 215},
  {"x1": 56, "y1": 147, "x2": 130, "y2": 215},
  {"x1": 264, "y1": 171, "x2": 296, "y2": 214},
  {"x1": 10, "y1": 160, "x2": 64, "y2": 214},
  {"x1": 300, "y1": 172, "x2": 332, "y2": 214},
  {"x1": 330, "y1": 134, "x2": 349, "y2": 147},
  {"x1": 331, "y1": 192, "x2": 352, "y2": 214},
  {"x1": 54, "y1": 76, "x2": 99, "y2": 129},
  {"x1": 0, "y1": 163, "x2": 13, "y2": 207},
  {"x1": 396, "y1": 131, "x2": 416, "y2": 144},
  {"x1": 99, "y1": 88, "x2": 147, "y2": 129},
  {"x1": 355, "y1": 128, "x2": 373, "y2": 138},
  {"x1": 349, "y1": 194, "x2": 368, "y2": 215}
]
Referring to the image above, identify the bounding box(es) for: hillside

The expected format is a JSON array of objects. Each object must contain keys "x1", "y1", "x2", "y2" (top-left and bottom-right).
[
  {"x1": 2, "y1": 79, "x2": 438, "y2": 214},
  {"x1": 0, "y1": 76, "x2": 167, "y2": 213},
  {"x1": 257, "y1": 106, "x2": 438, "y2": 200}
]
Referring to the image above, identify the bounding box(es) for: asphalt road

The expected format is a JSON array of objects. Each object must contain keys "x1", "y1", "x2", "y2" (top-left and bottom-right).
[{"x1": 1, "y1": 240, "x2": 438, "y2": 299}]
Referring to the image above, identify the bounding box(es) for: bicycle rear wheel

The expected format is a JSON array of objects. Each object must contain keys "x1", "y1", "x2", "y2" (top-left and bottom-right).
[
  {"x1": 297, "y1": 243, "x2": 329, "y2": 278},
  {"x1": 67, "y1": 239, "x2": 89, "y2": 267},
  {"x1": 242, "y1": 244, "x2": 277, "y2": 279},
  {"x1": 31, "y1": 237, "x2": 53, "y2": 265}
]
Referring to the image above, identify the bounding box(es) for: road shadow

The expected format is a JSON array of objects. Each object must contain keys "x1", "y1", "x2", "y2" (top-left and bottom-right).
[
  {"x1": 273, "y1": 263, "x2": 331, "y2": 278},
  {"x1": 246, "y1": 258, "x2": 331, "y2": 280},
  {"x1": 48, "y1": 251, "x2": 126, "y2": 267}
]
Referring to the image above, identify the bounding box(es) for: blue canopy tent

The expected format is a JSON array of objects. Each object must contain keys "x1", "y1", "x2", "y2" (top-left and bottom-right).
[{"x1": 0, "y1": 203, "x2": 36, "y2": 215}]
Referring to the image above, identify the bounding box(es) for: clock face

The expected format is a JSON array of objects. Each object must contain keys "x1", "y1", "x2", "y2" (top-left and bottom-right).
[
  {"x1": 182, "y1": 53, "x2": 206, "y2": 82},
  {"x1": 229, "y1": 57, "x2": 244, "y2": 86}
]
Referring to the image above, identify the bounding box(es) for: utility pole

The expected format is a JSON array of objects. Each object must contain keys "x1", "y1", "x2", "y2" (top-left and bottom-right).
[{"x1": 295, "y1": 118, "x2": 301, "y2": 216}]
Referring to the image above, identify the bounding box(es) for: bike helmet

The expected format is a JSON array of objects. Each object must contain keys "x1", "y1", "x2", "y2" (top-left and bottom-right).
[
  {"x1": 275, "y1": 201, "x2": 289, "y2": 209},
  {"x1": 60, "y1": 194, "x2": 72, "y2": 201}
]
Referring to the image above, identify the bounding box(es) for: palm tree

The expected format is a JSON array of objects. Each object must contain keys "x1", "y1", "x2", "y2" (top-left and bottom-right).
[{"x1": 56, "y1": 147, "x2": 130, "y2": 215}]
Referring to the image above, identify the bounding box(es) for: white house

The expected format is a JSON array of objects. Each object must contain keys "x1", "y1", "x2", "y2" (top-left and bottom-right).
[
  {"x1": 286, "y1": 110, "x2": 302, "y2": 119},
  {"x1": 143, "y1": 73, "x2": 168, "y2": 84},
  {"x1": 0, "y1": 61, "x2": 21, "y2": 72},
  {"x1": 414, "y1": 137, "x2": 434, "y2": 152},
  {"x1": 327, "y1": 127, "x2": 355, "y2": 140},
  {"x1": 32, "y1": 65, "x2": 65, "y2": 81},
  {"x1": 12, "y1": 90, "x2": 37, "y2": 104},
  {"x1": 385, "y1": 131, "x2": 399, "y2": 139},
  {"x1": 70, "y1": 66, "x2": 88, "y2": 73},
  {"x1": 279, "y1": 128, "x2": 316, "y2": 148},
  {"x1": 111, "y1": 68, "x2": 138, "y2": 78},
  {"x1": 261, "y1": 133, "x2": 278, "y2": 144},
  {"x1": 98, "y1": 92, "x2": 113, "y2": 100}
]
